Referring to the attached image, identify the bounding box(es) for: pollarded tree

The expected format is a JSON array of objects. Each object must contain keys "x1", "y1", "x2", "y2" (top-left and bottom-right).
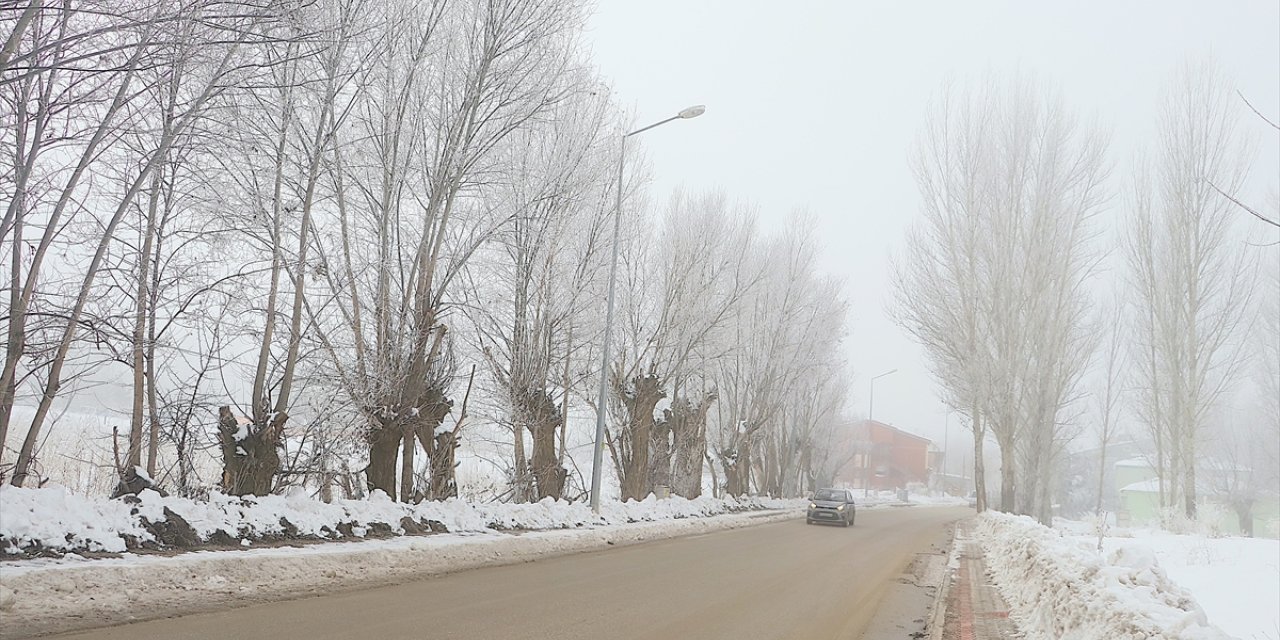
[
  {"x1": 301, "y1": 0, "x2": 589, "y2": 501},
  {"x1": 605, "y1": 190, "x2": 762, "y2": 501},
  {"x1": 464, "y1": 74, "x2": 618, "y2": 501},
  {"x1": 207, "y1": 0, "x2": 368, "y2": 496},
  {"x1": 712, "y1": 217, "x2": 845, "y2": 498}
]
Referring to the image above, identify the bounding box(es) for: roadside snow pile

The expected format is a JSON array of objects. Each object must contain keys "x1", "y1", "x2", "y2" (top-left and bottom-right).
[
  {"x1": 0, "y1": 486, "x2": 151, "y2": 554},
  {"x1": 977, "y1": 512, "x2": 1231, "y2": 640},
  {"x1": 0, "y1": 484, "x2": 803, "y2": 557}
]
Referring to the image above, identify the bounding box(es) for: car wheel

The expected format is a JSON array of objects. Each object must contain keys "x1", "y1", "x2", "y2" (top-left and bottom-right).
[{"x1": 806, "y1": 519, "x2": 813, "y2": 525}]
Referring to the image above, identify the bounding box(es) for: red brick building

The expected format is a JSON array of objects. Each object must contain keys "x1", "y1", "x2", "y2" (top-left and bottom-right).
[{"x1": 837, "y1": 420, "x2": 932, "y2": 491}]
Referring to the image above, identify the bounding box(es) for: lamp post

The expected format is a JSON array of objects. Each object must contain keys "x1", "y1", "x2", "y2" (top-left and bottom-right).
[
  {"x1": 943, "y1": 410, "x2": 951, "y2": 479},
  {"x1": 589, "y1": 105, "x2": 706, "y2": 514},
  {"x1": 941, "y1": 409, "x2": 954, "y2": 494},
  {"x1": 862, "y1": 368, "x2": 896, "y2": 496},
  {"x1": 867, "y1": 369, "x2": 897, "y2": 423}
]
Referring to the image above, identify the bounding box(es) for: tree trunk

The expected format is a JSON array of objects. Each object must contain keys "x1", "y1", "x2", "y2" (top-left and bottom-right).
[
  {"x1": 145, "y1": 323, "x2": 160, "y2": 477},
  {"x1": 617, "y1": 374, "x2": 664, "y2": 501},
  {"x1": 217, "y1": 406, "x2": 283, "y2": 496},
  {"x1": 529, "y1": 421, "x2": 566, "y2": 501},
  {"x1": 366, "y1": 422, "x2": 400, "y2": 501},
  {"x1": 319, "y1": 452, "x2": 334, "y2": 503},
  {"x1": 400, "y1": 429, "x2": 415, "y2": 502},
  {"x1": 1234, "y1": 501, "x2": 1254, "y2": 537},
  {"x1": 973, "y1": 412, "x2": 987, "y2": 513},
  {"x1": 999, "y1": 436, "x2": 1016, "y2": 512},
  {"x1": 521, "y1": 388, "x2": 565, "y2": 501},
  {"x1": 647, "y1": 412, "x2": 673, "y2": 495},
  {"x1": 707, "y1": 452, "x2": 721, "y2": 499},
  {"x1": 130, "y1": 166, "x2": 162, "y2": 470},
  {"x1": 412, "y1": 395, "x2": 455, "y2": 501},
  {"x1": 760, "y1": 432, "x2": 778, "y2": 497},
  {"x1": 424, "y1": 431, "x2": 458, "y2": 500},
  {"x1": 671, "y1": 393, "x2": 715, "y2": 499},
  {"x1": 722, "y1": 436, "x2": 752, "y2": 497},
  {"x1": 512, "y1": 426, "x2": 532, "y2": 502},
  {"x1": 1035, "y1": 448, "x2": 1053, "y2": 525},
  {"x1": 0, "y1": 214, "x2": 23, "y2": 468},
  {"x1": 1094, "y1": 439, "x2": 1108, "y2": 518},
  {"x1": 1184, "y1": 455, "x2": 1197, "y2": 519}
]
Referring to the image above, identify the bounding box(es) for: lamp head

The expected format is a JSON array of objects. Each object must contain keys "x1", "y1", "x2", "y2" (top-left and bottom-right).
[{"x1": 678, "y1": 105, "x2": 706, "y2": 119}]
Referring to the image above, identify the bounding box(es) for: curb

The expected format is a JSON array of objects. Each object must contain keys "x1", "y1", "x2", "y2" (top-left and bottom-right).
[{"x1": 926, "y1": 520, "x2": 962, "y2": 640}]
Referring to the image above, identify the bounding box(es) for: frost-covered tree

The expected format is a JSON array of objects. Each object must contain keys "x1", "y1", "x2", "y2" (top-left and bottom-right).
[
  {"x1": 1125, "y1": 61, "x2": 1257, "y2": 519},
  {"x1": 895, "y1": 76, "x2": 1108, "y2": 520}
]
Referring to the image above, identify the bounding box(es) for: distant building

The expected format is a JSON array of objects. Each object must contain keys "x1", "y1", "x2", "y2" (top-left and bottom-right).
[
  {"x1": 1112, "y1": 457, "x2": 1280, "y2": 538},
  {"x1": 836, "y1": 420, "x2": 932, "y2": 491}
]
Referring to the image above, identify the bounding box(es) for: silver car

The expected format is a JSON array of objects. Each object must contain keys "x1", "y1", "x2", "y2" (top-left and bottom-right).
[{"x1": 806, "y1": 488, "x2": 856, "y2": 527}]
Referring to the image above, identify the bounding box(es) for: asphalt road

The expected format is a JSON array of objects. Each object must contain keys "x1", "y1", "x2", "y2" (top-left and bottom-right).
[{"x1": 42, "y1": 506, "x2": 968, "y2": 640}]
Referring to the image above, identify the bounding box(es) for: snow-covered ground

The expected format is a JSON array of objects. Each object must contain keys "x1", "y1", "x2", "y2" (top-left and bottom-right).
[
  {"x1": 1055, "y1": 518, "x2": 1280, "y2": 640},
  {"x1": 976, "y1": 511, "x2": 1233, "y2": 640}
]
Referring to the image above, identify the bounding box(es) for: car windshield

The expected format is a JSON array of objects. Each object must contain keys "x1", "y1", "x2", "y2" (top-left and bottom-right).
[{"x1": 814, "y1": 490, "x2": 845, "y2": 502}]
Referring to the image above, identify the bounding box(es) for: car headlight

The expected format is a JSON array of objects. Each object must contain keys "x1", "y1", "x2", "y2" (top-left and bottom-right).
[
  {"x1": 837, "y1": 504, "x2": 845, "y2": 511},
  {"x1": 809, "y1": 503, "x2": 817, "y2": 510}
]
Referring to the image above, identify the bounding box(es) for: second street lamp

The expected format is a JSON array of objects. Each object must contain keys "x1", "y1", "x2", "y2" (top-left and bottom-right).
[
  {"x1": 589, "y1": 105, "x2": 706, "y2": 514},
  {"x1": 863, "y1": 368, "x2": 897, "y2": 497}
]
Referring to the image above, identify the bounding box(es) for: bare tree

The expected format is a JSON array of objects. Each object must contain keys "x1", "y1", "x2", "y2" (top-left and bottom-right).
[
  {"x1": 1125, "y1": 61, "x2": 1256, "y2": 519},
  {"x1": 8, "y1": 1, "x2": 278, "y2": 487},
  {"x1": 1092, "y1": 296, "x2": 1126, "y2": 537},
  {"x1": 607, "y1": 190, "x2": 763, "y2": 500},
  {"x1": 465, "y1": 76, "x2": 615, "y2": 501},
  {"x1": 892, "y1": 80, "x2": 997, "y2": 512},
  {"x1": 894, "y1": 76, "x2": 1108, "y2": 520},
  {"x1": 710, "y1": 216, "x2": 844, "y2": 498},
  {"x1": 293, "y1": 0, "x2": 585, "y2": 501}
]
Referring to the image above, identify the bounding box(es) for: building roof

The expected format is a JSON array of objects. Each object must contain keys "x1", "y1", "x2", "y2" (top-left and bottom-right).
[
  {"x1": 1114, "y1": 457, "x2": 1155, "y2": 469},
  {"x1": 1120, "y1": 479, "x2": 1162, "y2": 493},
  {"x1": 862, "y1": 420, "x2": 932, "y2": 445}
]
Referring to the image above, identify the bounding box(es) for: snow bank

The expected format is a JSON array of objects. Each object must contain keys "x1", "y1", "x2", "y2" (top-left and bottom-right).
[
  {"x1": 1, "y1": 484, "x2": 802, "y2": 557},
  {"x1": 976, "y1": 512, "x2": 1231, "y2": 640}
]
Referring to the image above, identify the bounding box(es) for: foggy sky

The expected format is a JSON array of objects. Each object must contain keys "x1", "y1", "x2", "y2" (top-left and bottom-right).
[{"x1": 583, "y1": 0, "x2": 1280, "y2": 460}]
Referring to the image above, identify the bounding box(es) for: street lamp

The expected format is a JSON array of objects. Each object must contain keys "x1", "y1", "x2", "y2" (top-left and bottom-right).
[
  {"x1": 862, "y1": 368, "x2": 896, "y2": 497},
  {"x1": 867, "y1": 369, "x2": 897, "y2": 423},
  {"x1": 943, "y1": 410, "x2": 952, "y2": 479},
  {"x1": 589, "y1": 105, "x2": 706, "y2": 514}
]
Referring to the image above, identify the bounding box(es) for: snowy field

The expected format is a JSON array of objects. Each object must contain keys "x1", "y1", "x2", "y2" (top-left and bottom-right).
[
  {"x1": 974, "y1": 511, "x2": 1280, "y2": 640},
  {"x1": 1055, "y1": 519, "x2": 1280, "y2": 640}
]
